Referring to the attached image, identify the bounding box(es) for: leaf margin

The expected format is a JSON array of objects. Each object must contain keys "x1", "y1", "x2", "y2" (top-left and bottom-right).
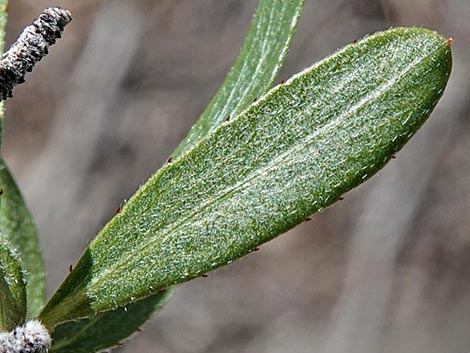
[{"x1": 39, "y1": 27, "x2": 452, "y2": 329}]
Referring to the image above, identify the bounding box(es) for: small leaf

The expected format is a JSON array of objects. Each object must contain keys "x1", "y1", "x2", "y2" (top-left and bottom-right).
[
  {"x1": 39, "y1": 27, "x2": 452, "y2": 328},
  {"x1": 173, "y1": 0, "x2": 304, "y2": 158},
  {"x1": 0, "y1": 161, "x2": 46, "y2": 318},
  {"x1": 49, "y1": 289, "x2": 171, "y2": 353},
  {"x1": 0, "y1": 243, "x2": 26, "y2": 332}
]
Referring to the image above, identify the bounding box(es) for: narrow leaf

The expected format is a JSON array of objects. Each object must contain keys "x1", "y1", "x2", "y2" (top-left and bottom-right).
[
  {"x1": 0, "y1": 161, "x2": 46, "y2": 318},
  {"x1": 39, "y1": 27, "x2": 452, "y2": 328},
  {"x1": 49, "y1": 289, "x2": 171, "y2": 353},
  {"x1": 173, "y1": 0, "x2": 304, "y2": 158},
  {"x1": 0, "y1": 243, "x2": 26, "y2": 332}
]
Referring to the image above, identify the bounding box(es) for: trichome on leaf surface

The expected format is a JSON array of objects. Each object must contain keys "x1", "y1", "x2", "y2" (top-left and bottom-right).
[{"x1": 0, "y1": 0, "x2": 452, "y2": 352}]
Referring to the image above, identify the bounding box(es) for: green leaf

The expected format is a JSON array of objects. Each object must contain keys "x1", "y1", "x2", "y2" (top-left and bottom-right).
[
  {"x1": 49, "y1": 289, "x2": 171, "y2": 353},
  {"x1": 0, "y1": 161, "x2": 46, "y2": 318},
  {"x1": 0, "y1": 243, "x2": 26, "y2": 332},
  {"x1": 139, "y1": 0, "x2": 305, "y2": 330},
  {"x1": 173, "y1": 0, "x2": 304, "y2": 158},
  {"x1": 39, "y1": 27, "x2": 452, "y2": 328}
]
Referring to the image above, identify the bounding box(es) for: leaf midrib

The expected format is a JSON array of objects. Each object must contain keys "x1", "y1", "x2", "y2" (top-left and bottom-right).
[{"x1": 89, "y1": 40, "x2": 447, "y2": 291}]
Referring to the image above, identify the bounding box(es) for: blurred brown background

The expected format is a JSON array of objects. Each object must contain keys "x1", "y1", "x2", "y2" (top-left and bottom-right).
[{"x1": 2, "y1": 0, "x2": 470, "y2": 352}]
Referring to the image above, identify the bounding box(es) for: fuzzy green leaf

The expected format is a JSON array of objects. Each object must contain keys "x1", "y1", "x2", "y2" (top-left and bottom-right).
[
  {"x1": 173, "y1": 0, "x2": 304, "y2": 158},
  {"x1": 49, "y1": 289, "x2": 171, "y2": 353},
  {"x1": 0, "y1": 161, "x2": 46, "y2": 318},
  {"x1": 39, "y1": 27, "x2": 452, "y2": 328},
  {"x1": 132, "y1": 0, "x2": 305, "y2": 328},
  {"x1": 0, "y1": 243, "x2": 26, "y2": 332}
]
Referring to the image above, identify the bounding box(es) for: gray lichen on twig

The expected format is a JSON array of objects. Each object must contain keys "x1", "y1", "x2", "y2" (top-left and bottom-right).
[{"x1": 0, "y1": 7, "x2": 72, "y2": 101}]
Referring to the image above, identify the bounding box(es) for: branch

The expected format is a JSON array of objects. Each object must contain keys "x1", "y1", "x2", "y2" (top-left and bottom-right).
[{"x1": 0, "y1": 7, "x2": 71, "y2": 101}]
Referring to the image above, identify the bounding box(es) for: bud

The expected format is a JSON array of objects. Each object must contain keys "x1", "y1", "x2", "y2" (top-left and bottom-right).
[{"x1": 0, "y1": 320, "x2": 51, "y2": 353}]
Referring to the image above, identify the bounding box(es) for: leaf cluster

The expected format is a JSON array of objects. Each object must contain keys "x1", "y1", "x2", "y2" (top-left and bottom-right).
[{"x1": 0, "y1": 0, "x2": 452, "y2": 352}]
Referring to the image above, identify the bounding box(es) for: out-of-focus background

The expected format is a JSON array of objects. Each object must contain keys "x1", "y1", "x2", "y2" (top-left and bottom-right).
[{"x1": 2, "y1": 0, "x2": 470, "y2": 352}]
